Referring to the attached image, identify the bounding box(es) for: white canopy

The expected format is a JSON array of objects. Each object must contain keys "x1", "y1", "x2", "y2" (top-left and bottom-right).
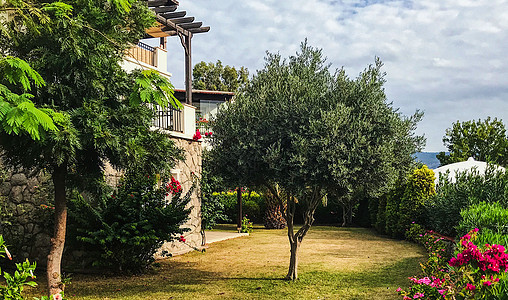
[{"x1": 432, "y1": 157, "x2": 506, "y2": 184}]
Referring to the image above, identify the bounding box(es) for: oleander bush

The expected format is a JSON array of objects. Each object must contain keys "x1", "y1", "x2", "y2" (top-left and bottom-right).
[
  {"x1": 457, "y1": 201, "x2": 508, "y2": 238},
  {"x1": 67, "y1": 169, "x2": 192, "y2": 273},
  {"x1": 424, "y1": 167, "x2": 508, "y2": 237}
]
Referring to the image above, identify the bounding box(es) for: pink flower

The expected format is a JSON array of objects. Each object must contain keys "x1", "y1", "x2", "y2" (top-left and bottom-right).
[
  {"x1": 166, "y1": 177, "x2": 182, "y2": 194},
  {"x1": 483, "y1": 281, "x2": 492, "y2": 286},
  {"x1": 413, "y1": 292, "x2": 424, "y2": 299},
  {"x1": 396, "y1": 287, "x2": 402, "y2": 292},
  {"x1": 465, "y1": 283, "x2": 476, "y2": 291},
  {"x1": 193, "y1": 129, "x2": 202, "y2": 141}
]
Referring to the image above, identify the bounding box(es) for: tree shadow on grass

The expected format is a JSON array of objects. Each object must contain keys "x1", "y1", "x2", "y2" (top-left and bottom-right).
[
  {"x1": 223, "y1": 256, "x2": 423, "y2": 300},
  {"x1": 64, "y1": 260, "x2": 224, "y2": 298}
]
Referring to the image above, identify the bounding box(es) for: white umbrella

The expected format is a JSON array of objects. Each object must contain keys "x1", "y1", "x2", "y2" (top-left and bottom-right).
[{"x1": 432, "y1": 157, "x2": 505, "y2": 184}]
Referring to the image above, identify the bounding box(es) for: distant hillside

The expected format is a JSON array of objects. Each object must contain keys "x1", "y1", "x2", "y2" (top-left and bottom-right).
[{"x1": 414, "y1": 152, "x2": 443, "y2": 169}]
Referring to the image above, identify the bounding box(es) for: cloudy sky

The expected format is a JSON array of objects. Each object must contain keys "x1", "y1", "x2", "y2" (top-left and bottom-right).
[{"x1": 159, "y1": 0, "x2": 508, "y2": 152}]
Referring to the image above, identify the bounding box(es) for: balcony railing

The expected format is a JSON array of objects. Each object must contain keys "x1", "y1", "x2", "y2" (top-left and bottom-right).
[
  {"x1": 128, "y1": 41, "x2": 156, "y2": 67},
  {"x1": 153, "y1": 106, "x2": 183, "y2": 133}
]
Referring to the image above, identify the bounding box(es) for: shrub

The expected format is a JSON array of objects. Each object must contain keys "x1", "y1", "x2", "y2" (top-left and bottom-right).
[
  {"x1": 475, "y1": 228, "x2": 508, "y2": 250},
  {"x1": 67, "y1": 170, "x2": 193, "y2": 273},
  {"x1": 213, "y1": 190, "x2": 265, "y2": 224},
  {"x1": 405, "y1": 223, "x2": 454, "y2": 277},
  {"x1": 397, "y1": 166, "x2": 435, "y2": 234},
  {"x1": 374, "y1": 194, "x2": 387, "y2": 234},
  {"x1": 398, "y1": 229, "x2": 508, "y2": 299},
  {"x1": 384, "y1": 183, "x2": 405, "y2": 237},
  {"x1": 425, "y1": 167, "x2": 508, "y2": 237},
  {"x1": 240, "y1": 216, "x2": 253, "y2": 234},
  {"x1": 373, "y1": 166, "x2": 435, "y2": 238},
  {"x1": 457, "y1": 201, "x2": 508, "y2": 238},
  {"x1": 200, "y1": 159, "x2": 228, "y2": 232}
]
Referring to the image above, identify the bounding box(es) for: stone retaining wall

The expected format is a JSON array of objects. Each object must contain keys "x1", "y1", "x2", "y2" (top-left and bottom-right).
[
  {"x1": 155, "y1": 137, "x2": 203, "y2": 257},
  {"x1": 0, "y1": 164, "x2": 53, "y2": 265}
]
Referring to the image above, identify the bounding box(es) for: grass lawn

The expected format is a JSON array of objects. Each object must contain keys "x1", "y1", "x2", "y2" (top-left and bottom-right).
[{"x1": 26, "y1": 225, "x2": 425, "y2": 299}]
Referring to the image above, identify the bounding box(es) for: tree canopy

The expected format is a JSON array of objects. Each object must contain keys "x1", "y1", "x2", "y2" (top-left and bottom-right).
[
  {"x1": 192, "y1": 60, "x2": 249, "y2": 92},
  {"x1": 1, "y1": 0, "x2": 182, "y2": 296},
  {"x1": 208, "y1": 41, "x2": 424, "y2": 280},
  {"x1": 437, "y1": 117, "x2": 508, "y2": 166}
]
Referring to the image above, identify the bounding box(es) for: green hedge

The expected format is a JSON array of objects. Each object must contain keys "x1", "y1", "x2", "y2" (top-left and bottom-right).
[
  {"x1": 212, "y1": 191, "x2": 266, "y2": 224},
  {"x1": 424, "y1": 167, "x2": 508, "y2": 237},
  {"x1": 457, "y1": 201, "x2": 508, "y2": 238}
]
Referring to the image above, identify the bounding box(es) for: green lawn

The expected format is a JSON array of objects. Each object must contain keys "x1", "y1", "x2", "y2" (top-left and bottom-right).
[{"x1": 26, "y1": 225, "x2": 425, "y2": 299}]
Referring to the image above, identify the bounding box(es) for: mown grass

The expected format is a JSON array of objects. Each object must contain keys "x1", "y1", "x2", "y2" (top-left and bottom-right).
[{"x1": 25, "y1": 225, "x2": 425, "y2": 299}]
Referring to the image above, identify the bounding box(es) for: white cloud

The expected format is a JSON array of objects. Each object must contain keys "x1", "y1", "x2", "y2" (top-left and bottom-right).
[{"x1": 163, "y1": 0, "x2": 508, "y2": 151}]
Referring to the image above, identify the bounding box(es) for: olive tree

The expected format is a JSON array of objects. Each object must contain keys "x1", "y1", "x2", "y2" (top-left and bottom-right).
[{"x1": 209, "y1": 42, "x2": 424, "y2": 280}]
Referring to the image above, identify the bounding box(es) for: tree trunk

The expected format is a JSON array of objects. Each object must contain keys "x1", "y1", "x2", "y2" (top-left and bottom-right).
[
  {"x1": 236, "y1": 188, "x2": 242, "y2": 232},
  {"x1": 47, "y1": 164, "x2": 67, "y2": 297},
  {"x1": 341, "y1": 203, "x2": 353, "y2": 227},
  {"x1": 286, "y1": 239, "x2": 300, "y2": 280},
  {"x1": 284, "y1": 190, "x2": 320, "y2": 281},
  {"x1": 284, "y1": 197, "x2": 297, "y2": 281},
  {"x1": 200, "y1": 229, "x2": 206, "y2": 246}
]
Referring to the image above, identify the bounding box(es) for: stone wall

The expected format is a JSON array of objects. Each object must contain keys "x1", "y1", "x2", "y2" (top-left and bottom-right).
[
  {"x1": 155, "y1": 136, "x2": 203, "y2": 257},
  {"x1": 0, "y1": 163, "x2": 53, "y2": 265}
]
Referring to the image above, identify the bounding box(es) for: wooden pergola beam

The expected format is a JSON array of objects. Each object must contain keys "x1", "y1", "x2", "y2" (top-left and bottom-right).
[
  {"x1": 188, "y1": 26, "x2": 210, "y2": 34},
  {"x1": 147, "y1": 0, "x2": 167, "y2": 7},
  {"x1": 161, "y1": 11, "x2": 186, "y2": 19},
  {"x1": 155, "y1": 14, "x2": 190, "y2": 36},
  {"x1": 152, "y1": 5, "x2": 177, "y2": 13},
  {"x1": 161, "y1": 30, "x2": 177, "y2": 36},
  {"x1": 179, "y1": 22, "x2": 202, "y2": 29},
  {"x1": 168, "y1": 16, "x2": 195, "y2": 24}
]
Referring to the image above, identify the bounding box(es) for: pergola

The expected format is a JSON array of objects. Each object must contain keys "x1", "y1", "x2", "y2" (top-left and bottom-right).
[{"x1": 146, "y1": 0, "x2": 210, "y2": 105}]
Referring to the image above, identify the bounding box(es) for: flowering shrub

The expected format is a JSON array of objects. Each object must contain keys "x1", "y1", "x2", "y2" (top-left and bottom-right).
[
  {"x1": 405, "y1": 223, "x2": 454, "y2": 277},
  {"x1": 193, "y1": 129, "x2": 202, "y2": 141},
  {"x1": 67, "y1": 170, "x2": 193, "y2": 272},
  {"x1": 166, "y1": 177, "x2": 182, "y2": 195},
  {"x1": 397, "y1": 276, "x2": 446, "y2": 299},
  {"x1": 398, "y1": 228, "x2": 508, "y2": 299}
]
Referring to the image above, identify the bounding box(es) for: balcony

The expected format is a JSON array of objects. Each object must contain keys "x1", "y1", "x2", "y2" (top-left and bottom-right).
[
  {"x1": 128, "y1": 41, "x2": 156, "y2": 67},
  {"x1": 123, "y1": 41, "x2": 170, "y2": 77},
  {"x1": 151, "y1": 104, "x2": 196, "y2": 140},
  {"x1": 153, "y1": 106, "x2": 183, "y2": 133}
]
